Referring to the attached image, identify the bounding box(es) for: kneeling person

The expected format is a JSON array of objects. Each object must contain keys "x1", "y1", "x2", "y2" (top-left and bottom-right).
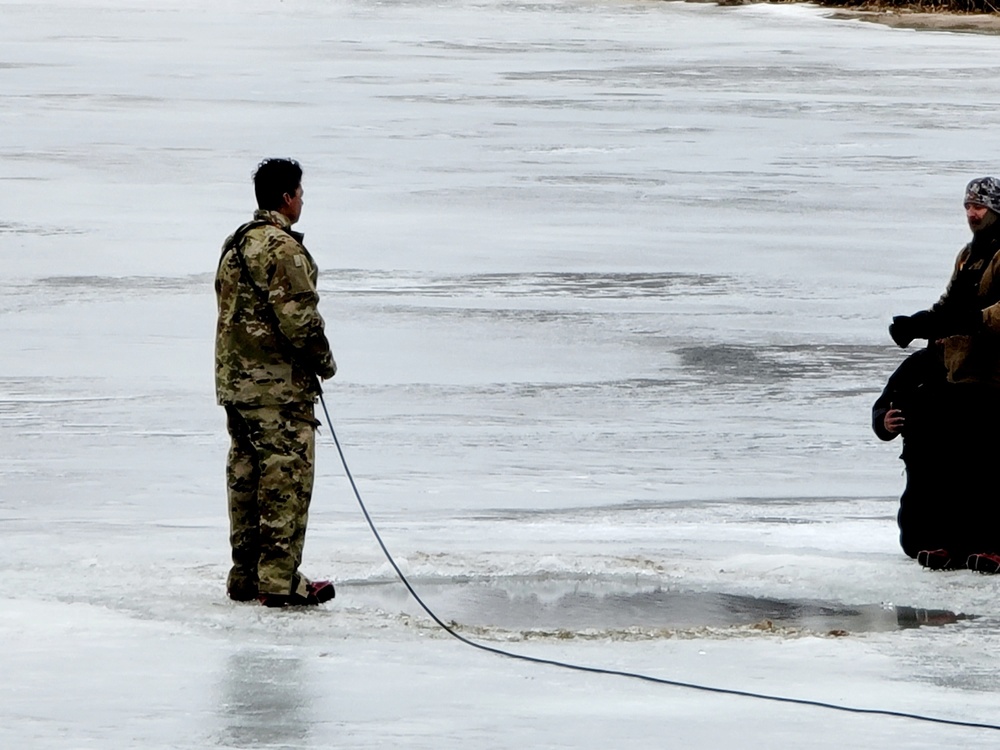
[{"x1": 872, "y1": 347, "x2": 955, "y2": 563}]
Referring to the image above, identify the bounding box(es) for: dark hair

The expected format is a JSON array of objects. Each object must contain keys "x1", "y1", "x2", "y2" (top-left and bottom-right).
[{"x1": 253, "y1": 158, "x2": 303, "y2": 210}]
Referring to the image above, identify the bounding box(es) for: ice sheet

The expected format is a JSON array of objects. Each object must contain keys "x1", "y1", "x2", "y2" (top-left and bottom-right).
[{"x1": 3, "y1": 0, "x2": 1000, "y2": 747}]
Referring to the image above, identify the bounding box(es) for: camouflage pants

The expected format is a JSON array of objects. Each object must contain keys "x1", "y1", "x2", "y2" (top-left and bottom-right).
[{"x1": 224, "y1": 403, "x2": 319, "y2": 598}]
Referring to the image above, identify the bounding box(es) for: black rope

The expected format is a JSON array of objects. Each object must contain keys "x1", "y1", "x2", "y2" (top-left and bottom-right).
[{"x1": 317, "y1": 393, "x2": 1000, "y2": 734}]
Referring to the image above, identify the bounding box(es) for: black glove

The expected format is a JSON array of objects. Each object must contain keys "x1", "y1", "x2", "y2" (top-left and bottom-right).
[
  {"x1": 889, "y1": 310, "x2": 938, "y2": 348},
  {"x1": 889, "y1": 316, "x2": 915, "y2": 348}
]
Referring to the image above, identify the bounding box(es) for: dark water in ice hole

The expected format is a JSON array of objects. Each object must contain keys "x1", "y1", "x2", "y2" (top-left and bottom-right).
[{"x1": 342, "y1": 576, "x2": 972, "y2": 633}]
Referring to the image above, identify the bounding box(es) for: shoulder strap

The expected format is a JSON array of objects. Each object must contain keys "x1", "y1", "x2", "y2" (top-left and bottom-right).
[{"x1": 217, "y1": 220, "x2": 270, "y2": 301}]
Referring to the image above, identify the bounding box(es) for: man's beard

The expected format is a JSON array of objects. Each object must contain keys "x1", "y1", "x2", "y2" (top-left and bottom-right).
[{"x1": 971, "y1": 210, "x2": 998, "y2": 234}]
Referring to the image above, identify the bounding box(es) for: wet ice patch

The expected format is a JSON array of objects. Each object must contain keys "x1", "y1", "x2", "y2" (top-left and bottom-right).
[
  {"x1": 676, "y1": 343, "x2": 899, "y2": 386},
  {"x1": 326, "y1": 269, "x2": 732, "y2": 299},
  {"x1": 338, "y1": 575, "x2": 971, "y2": 638},
  {"x1": 0, "y1": 220, "x2": 86, "y2": 236}
]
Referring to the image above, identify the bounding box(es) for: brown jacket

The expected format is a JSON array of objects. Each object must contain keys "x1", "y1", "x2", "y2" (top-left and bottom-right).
[{"x1": 935, "y1": 237, "x2": 1000, "y2": 386}]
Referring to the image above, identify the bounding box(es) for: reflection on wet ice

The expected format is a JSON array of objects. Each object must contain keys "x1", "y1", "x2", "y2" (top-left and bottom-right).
[{"x1": 216, "y1": 649, "x2": 310, "y2": 749}]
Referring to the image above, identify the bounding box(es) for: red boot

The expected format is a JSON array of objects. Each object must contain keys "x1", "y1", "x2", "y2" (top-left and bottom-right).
[
  {"x1": 916, "y1": 549, "x2": 962, "y2": 571},
  {"x1": 258, "y1": 579, "x2": 336, "y2": 607},
  {"x1": 967, "y1": 553, "x2": 1000, "y2": 574}
]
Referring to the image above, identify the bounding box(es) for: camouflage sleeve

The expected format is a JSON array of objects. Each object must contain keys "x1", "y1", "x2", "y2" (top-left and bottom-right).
[{"x1": 247, "y1": 232, "x2": 336, "y2": 379}]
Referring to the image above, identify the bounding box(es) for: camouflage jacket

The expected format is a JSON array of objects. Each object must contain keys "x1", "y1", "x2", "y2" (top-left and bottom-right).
[{"x1": 215, "y1": 210, "x2": 336, "y2": 406}]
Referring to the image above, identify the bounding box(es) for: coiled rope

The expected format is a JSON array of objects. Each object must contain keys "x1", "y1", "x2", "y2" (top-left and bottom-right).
[{"x1": 318, "y1": 394, "x2": 1000, "y2": 733}]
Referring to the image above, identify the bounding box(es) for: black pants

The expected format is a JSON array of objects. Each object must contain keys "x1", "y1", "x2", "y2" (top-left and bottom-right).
[{"x1": 897, "y1": 383, "x2": 1000, "y2": 558}]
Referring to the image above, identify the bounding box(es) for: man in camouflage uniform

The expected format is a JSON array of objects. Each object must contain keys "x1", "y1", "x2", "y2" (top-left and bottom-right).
[{"x1": 215, "y1": 158, "x2": 337, "y2": 606}]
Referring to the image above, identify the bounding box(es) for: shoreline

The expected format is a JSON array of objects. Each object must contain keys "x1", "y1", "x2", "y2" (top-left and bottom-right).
[
  {"x1": 820, "y1": 6, "x2": 1000, "y2": 34},
  {"x1": 701, "y1": 0, "x2": 1000, "y2": 34}
]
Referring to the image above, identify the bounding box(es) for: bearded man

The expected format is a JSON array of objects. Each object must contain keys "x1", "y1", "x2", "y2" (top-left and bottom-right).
[{"x1": 888, "y1": 176, "x2": 1000, "y2": 573}]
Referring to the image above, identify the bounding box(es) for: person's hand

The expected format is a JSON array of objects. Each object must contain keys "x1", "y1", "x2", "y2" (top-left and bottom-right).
[
  {"x1": 319, "y1": 354, "x2": 337, "y2": 380},
  {"x1": 883, "y1": 407, "x2": 905, "y2": 435},
  {"x1": 306, "y1": 349, "x2": 336, "y2": 380}
]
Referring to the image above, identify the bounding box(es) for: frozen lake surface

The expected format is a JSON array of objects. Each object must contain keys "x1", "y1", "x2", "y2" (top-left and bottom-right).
[{"x1": 4, "y1": 0, "x2": 1000, "y2": 747}]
